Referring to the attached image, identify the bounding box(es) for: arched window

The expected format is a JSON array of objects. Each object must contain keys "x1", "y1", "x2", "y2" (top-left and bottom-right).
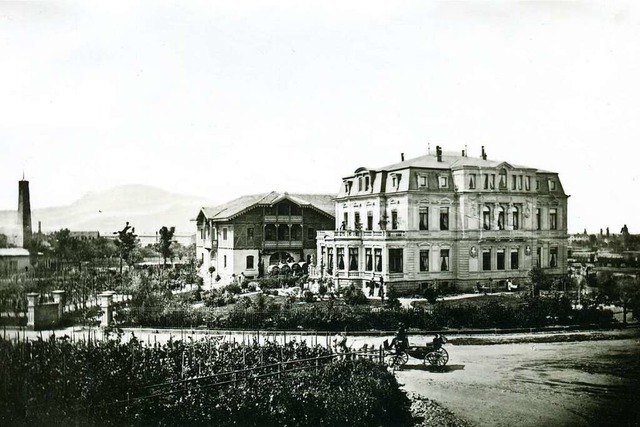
[
  {"x1": 483, "y1": 206, "x2": 491, "y2": 230},
  {"x1": 497, "y1": 206, "x2": 505, "y2": 230}
]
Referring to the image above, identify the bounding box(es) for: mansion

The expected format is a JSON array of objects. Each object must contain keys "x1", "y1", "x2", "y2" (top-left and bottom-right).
[
  {"x1": 196, "y1": 192, "x2": 334, "y2": 283},
  {"x1": 316, "y1": 147, "x2": 569, "y2": 292}
]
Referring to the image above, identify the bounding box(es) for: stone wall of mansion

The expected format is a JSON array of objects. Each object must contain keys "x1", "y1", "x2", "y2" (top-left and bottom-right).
[{"x1": 313, "y1": 148, "x2": 569, "y2": 292}]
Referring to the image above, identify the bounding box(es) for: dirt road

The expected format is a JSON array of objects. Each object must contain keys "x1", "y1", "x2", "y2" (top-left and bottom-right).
[{"x1": 395, "y1": 337, "x2": 640, "y2": 426}]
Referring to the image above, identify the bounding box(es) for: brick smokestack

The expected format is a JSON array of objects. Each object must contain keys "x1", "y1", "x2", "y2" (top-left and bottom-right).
[
  {"x1": 436, "y1": 146, "x2": 442, "y2": 162},
  {"x1": 401, "y1": 153, "x2": 405, "y2": 162},
  {"x1": 481, "y1": 146, "x2": 487, "y2": 160},
  {"x1": 18, "y1": 179, "x2": 32, "y2": 249}
]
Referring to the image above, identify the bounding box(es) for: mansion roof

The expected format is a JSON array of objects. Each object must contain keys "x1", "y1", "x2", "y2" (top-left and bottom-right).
[
  {"x1": 374, "y1": 152, "x2": 554, "y2": 174},
  {"x1": 200, "y1": 191, "x2": 335, "y2": 221}
]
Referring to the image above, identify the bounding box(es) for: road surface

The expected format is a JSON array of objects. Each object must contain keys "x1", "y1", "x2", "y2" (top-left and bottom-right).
[{"x1": 395, "y1": 337, "x2": 640, "y2": 426}]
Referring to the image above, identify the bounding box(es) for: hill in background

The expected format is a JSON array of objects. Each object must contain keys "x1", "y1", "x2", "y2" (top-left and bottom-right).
[{"x1": 23, "y1": 185, "x2": 215, "y2": 236}]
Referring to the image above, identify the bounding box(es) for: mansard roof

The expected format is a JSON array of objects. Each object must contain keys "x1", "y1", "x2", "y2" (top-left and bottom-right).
[
  {"x1": 377, "y1": 153, "x2": 551, "y2": 173},
  {"x1": 200, "y1": 191, "x2": 335, "y2": 221}
]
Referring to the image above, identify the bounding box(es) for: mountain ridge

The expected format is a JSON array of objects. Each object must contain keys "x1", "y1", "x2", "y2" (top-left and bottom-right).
[{"x1": 0, "y1": 184, "x2": 216, "y2": 236}]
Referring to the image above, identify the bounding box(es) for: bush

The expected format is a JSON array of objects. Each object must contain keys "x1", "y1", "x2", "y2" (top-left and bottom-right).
[
  {"x1": 224, "y1": 284, "x2": 242, "y2": 295},
  {"x1": 343, "y1": 285, "x2": 368, "y2": 305},
  {"x1": 302, "y1": 290, "x2": 315, "y2": 303}
]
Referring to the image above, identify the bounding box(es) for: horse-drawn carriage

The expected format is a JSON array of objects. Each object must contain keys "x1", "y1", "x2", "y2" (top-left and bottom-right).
[{"x1": 383, "y1": 338, "x2": 449, "y2": 370}]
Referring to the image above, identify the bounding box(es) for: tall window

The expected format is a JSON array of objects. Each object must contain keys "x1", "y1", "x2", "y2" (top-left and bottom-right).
[
  {"x1": 247, "y1": 227, "x2": 254, "y2": 240},
  {"x1": 223, "y1": 228, "x2": 228, "y2": 240},
  {"x1": 497, "y1": 249, "x2": 505, "y2": 270},
  {"x1": 512, "y1": 207, "x2": 519, "y2": 230},
  {"x1": 440, "y1": 207, "x2": 449, "y2": 231},
  {"x1": 307, "y1": 227, "x2": 315, "y2": 240},
  {"x1": 419, "y1": 175, "x2": 428, "y2": 187},
  {"x1": 391, "y1": 211, "x2": 398, "y2": 230},
  {"x1": 374, "y1": 248, "x2": 382, "y2": 272},
  {"x1": 440, "y1": 249, "x2": 450, "y2": 271},
  {"x1": 550, "y1": 247, "x2": 558, "y2": 268},
  {"x1": 536, "y1": 247, "x2": 542, "y2": 267},
  {"x1": 365, "y1": 176, "x2": 370, "y2": 191},
  {"x1": 483, "y1": 206, "x2": 491, "y2": 230},
  {"x1": 518, "y1": 175, "x2": 523, "y2": 190},
  {"x1": 549, "y1": 180, "x2": 557, "y2": 191},
  {"x1": 367, "y1": 212, "x2": 373, "y2": 230},
  {"x1": 365, "y1": 248, "x2": 373, "y2": 271},
  {"x1": 510, "y1": 249, "x2": 519, "y2": 270},
  {"x1": 511, "y1": 175, "x2": 516, "y2": 190},
  {"x1": 389, "y1": 249, "x2": 403, "y2": 273},
  {"x1": 224, "y1": 255, "x2": 227, "y2": 268},
  {"x1": 490, "y1": 174, "x2": 496, "y2": 189},
  {"x1": 354, "y1": 212, "x2": 361, "y2": 229},
  {"x1": 327, "y1": 248, "x2": 334, "y2": 271},
  {"x1": 295, "y1": 225, "x2": 304, "y2": 240},
  {"x1": 337, "y1": 248, "x2": 345, "y2": 270},
  {"x1": 420, "y1": 250, "x2": 429, "y2": 272},
  {"x1": 277, "y1": 224, "x2": 289, "y2": 241},
  {"x1": 482, "y1": 249, "x2": 491, "y2": 271},
  {"x1": 419, "y1": 208, "x2": 429, "y2": 230},
  {"x1": 499, "y1": 170, "x2": 507, "y2": 189},
  {"x1": 246, "y1": 255, "x2": 254, "y2": 269},
  {"x1": 343, "y1": 212, "x2": 349, "y2": 229},
  {"x1": 265, "y1": 224, "x2": 275, "y2": 240},
  {"x1": 525, "y1": 176, "x2": 531, "y2": 191},
  {"x1": 536, "y1": 179, "x2": 540, "y2": 190},
  {"x1": 358, "y1": 177, "x2": 363, "y2": 191},
  {"x1": 349, "y1": 247, "x2": 358, "y2": 271},
  {"x1": 439, "y1": 176, "x2": 448, "y2": 188},
  {"x1": 549, "y1": 208, "x2": 557, "y2": 230},
  {"x1": 469, "y1": 174, "x2": 476, "y2": 189},
  {"x1": 484, "y1": 174, "x2": 489, "y2": 189},
  {"x1": 497, "y1": 206, "x2": 505, "y2": 230},
  {"x1": 536, "y1": 208, "x2": 541, "y2": 230}
]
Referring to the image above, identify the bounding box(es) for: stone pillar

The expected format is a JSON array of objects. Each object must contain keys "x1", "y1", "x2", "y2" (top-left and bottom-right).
[
  {"x1": 99, "y1": 292, "x2": 114, "y2": 327},
  {"x1": 26, "y1": 293, "x2": 39, "y2": 330},
  {"x1": 52, "y1": 290, "x2": 65, "y2": 320}
]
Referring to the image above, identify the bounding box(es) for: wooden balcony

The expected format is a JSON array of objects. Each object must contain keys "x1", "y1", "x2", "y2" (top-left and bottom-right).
[
  {"x1": 263, "y1": 240, "x2": 303, "y2": 250},
  {"x1": 263, "y1": 215, "x2": 303, "y2": 223}
]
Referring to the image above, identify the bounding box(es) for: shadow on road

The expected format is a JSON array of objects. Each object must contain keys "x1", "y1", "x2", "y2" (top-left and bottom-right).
[{"x1": 403, "y1": 364, "x2": 465, "y2": 373}]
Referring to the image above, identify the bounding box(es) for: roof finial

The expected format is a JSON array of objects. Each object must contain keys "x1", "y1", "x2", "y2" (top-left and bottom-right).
[{"x1": 22, "y1": 171, "x2": 25, "y2": 180}]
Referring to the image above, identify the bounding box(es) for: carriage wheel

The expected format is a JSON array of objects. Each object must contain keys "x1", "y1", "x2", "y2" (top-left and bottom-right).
[
  {"x1": 385, "y1": 352, "x2": 408, "y2": 369},
  {"x1": 424, "y1": 348, "x2": 449, "y2": 367}
]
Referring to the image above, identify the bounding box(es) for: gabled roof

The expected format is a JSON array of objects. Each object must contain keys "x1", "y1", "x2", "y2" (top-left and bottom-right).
[
  {"x1": 375, "y1": 152, "x2": 547, "y2": 173},
  {"x1": 200, "y1": 191, "x2": 335, "y2": 221},
  {"x1": 0, "y1": 248, "x2": 30, "y2": 257}
]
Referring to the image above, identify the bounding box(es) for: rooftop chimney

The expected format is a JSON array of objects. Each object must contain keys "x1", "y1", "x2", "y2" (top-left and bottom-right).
[
  {"x1": 436, "y1": 146, "x2": 442, "y2": 162},
  {"x1": 401, "y1": 153, "x2": 405, "y2": 162},
  {"x1": 481, "y1": 146, "x2": 487, "y2": 160},
  {"x1": 461, "y1": 149, "x2": 465, "y2": 157}
]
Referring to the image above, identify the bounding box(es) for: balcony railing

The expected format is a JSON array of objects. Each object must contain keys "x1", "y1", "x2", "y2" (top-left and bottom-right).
[
  {"x1": 332, "y1": 230, "x2": 407, "y2": 239},
  {"x1": 263, "y1": 215, "x2": 303, "y2": 223},
  {"x1": 263, "y1": 240, "x2": 303, "y2": 250}
]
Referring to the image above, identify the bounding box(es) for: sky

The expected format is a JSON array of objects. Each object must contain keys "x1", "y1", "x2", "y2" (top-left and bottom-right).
[{"x1": 1, "y1": 1, "x2": 639, "y2": 234}]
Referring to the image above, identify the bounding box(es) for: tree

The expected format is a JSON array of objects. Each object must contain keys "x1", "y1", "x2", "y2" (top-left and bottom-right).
[
  {"x1": 528, "y1": 266, "x2": 550, "y2": 296},
  {"x1": 114, "y1": 222, "x2": 139, "y2": 274},
  {"x1": 157, "y1": 226, "x2": 176, "y2": 268},
  {"x1": 0, "y1": 233, "x2": 13, "y2": 248}
]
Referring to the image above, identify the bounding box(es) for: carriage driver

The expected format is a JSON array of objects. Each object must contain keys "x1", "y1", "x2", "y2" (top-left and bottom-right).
[
  {"x1": 390, "y1": 323, "x2": 409, "y2": 353},
  {"x1": 432, "y1": 333, "x2": 446, "y2": 350}
]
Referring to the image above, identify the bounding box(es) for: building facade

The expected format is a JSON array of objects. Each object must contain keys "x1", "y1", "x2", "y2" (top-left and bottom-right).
[
  {"x1": 196, "y1": 192, "x2": 335, "y2": 284},
  {"x1": 316, "y1": 147, "x2": 569, "y2": 292}
]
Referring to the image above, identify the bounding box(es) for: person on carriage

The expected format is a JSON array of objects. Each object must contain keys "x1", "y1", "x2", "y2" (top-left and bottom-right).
[
  {"x1": 432, "y1": 333, "x2": 446, "y2": 350},
  {"x1": 390, "y1": 323, "x2": 409, "y2": 354}
]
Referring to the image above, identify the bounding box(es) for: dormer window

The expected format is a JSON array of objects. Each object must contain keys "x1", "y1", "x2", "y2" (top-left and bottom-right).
[
  {"x1": 358, "y1": 177, "x2": 363, "y2": 191},
  {"x1": 525, "y1": 176, "x2": 531, "y2": 191},
  {"x1": 549, "y1": 179, "x2": 557, "y2": 191},
  {"x1": 439, "y1": 176, "x2": 448, "y2": 188},
  {"x1": 391, "y1": 173, "x2": 401, "y2": 189},
  {"x1": 418, "y1": 175, "x2": 428, "y2": 188},
  {"x1": 365, "y1": 176, "x2": 370, "y2": 191}
]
